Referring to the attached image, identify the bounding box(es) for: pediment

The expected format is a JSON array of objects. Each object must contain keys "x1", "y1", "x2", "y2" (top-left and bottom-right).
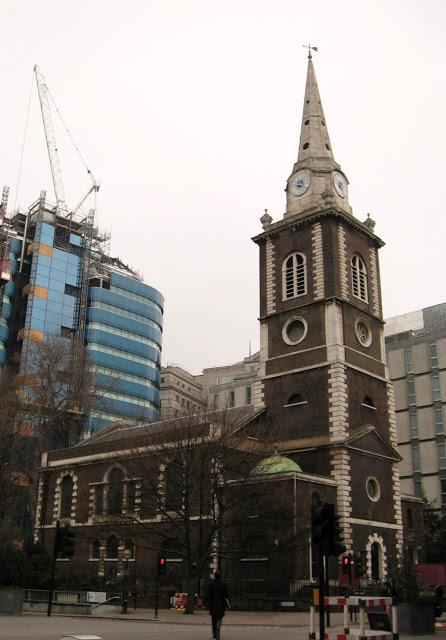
[{"x1": 344, "y1": 425, "x2": 401, "y2": 462}]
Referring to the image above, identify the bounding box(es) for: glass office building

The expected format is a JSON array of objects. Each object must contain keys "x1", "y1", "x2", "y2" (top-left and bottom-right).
[
  {"x1": 0, "y1": 195, "x2": 164, "y2": 437},
  {"x1": 86, "y1": 271, "x2": 163, "y2": 434}
]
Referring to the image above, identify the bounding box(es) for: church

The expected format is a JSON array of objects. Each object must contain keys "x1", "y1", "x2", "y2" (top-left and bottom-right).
[{"x1": 34, "y1": 55, "x2": 420, "y2": 605}]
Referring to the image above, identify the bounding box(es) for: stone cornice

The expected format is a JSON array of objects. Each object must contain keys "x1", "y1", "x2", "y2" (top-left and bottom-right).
[{"x1": 252, "y1": 207, "x2": 385, "y2": 249}]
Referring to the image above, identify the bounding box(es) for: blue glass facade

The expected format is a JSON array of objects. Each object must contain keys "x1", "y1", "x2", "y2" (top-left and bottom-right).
[
  {"x1": 0, "y1": 238, "x2": 21, "y2": 364},
  {"x1": 86, "y1": 272, "x2": 164, "y2": 433},
  {"x1": 19, "y1": 220, "x2": 81, "y2": 374},
  {"x1": 0, "y1": 205, "x2": 164, "y2": 437}
]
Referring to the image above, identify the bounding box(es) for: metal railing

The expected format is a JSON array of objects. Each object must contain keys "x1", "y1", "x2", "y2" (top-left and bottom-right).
[{"x1": 25, "y1": 589, "x2": 90, "y2": 604}]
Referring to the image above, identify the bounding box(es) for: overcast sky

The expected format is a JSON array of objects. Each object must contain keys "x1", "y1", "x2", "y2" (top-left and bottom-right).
[{"x1": 1, "y1": 0, "x2": 445, "y2": 374}]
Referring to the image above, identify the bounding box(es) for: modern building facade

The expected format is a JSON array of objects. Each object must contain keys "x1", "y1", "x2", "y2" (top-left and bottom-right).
[
  {"x1": 385, "y1": 303, "x2": 446, "y2": 514},
  {"x1": 0, "y1": 190, "x2": 163, "y2": 436}
]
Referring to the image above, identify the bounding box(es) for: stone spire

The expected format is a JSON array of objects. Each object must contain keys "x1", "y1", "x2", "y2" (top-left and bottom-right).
[
  {"x1": 296, "y1": 58, "x2": 336, "y2": 170},
  {"x1": 285, "y1": 57, "x2": 352, "y2": 219}
]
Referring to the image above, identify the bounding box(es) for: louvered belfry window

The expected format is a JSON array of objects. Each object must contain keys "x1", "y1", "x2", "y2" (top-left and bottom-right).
[
  {"x1": 283, "y1": 253, "x2": 306, "y2": 299},
  {"x1": 351, "y1": 254, "x2": 368, "y2": 302}
]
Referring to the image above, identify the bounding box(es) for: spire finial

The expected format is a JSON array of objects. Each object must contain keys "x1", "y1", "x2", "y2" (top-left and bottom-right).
[{"x1": 303, "y1": 43, "x2": 318, "y2": 60}]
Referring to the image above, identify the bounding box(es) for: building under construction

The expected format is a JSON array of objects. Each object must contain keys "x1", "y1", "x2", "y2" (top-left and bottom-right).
[{"x1": 0, "y1": 69, "x2": 163, "y2": 437}]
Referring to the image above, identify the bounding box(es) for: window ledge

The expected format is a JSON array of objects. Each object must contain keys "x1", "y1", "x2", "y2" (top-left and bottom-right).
[
  {"x1": 361, "y1": 403, "x2": 376, "y2": 411},
  {"x1": 284, "y1": 401, "x2": 308, "y2": 408},
  {"x1": 240, "y1": 557, "x2": 269, "y2": 562}
]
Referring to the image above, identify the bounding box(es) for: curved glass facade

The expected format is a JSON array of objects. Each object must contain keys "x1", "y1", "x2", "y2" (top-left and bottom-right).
[{"x1": 86, "y1": 272, "x2": 164, "y2": 434}]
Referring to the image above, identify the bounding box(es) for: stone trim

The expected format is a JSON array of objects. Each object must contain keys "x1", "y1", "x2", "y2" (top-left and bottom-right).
[
  {"x1": 311, "y1": 222, "x2": 325, "y2": 300},
  {"x1": 337, "y1": 223, "x2": 349, "y2": 300},
  {"x1": 265, "y1": 239, "x2": 276, "y2": 314},
  {"x1": 53, "y1": 469, "x2": 79, "y2": 524},
  {"x1": 386, "y1": 383, "x2": 398, "y2": 448},
  {"x1": 350, "y1": 517, "x2": 400, "y2": 530},
  {"x1": 328, "y1": 363, "x2": 349, "y2": 441},
  {"x1": 330, "y1": 448, "x2": 353, "y2": 550},
  {"x1": 34, "y1": 475, "x2": 45, "y2": 542},
  {"x1": 386, "y1": 382, "x2": 403, "y2": 555},
  {"x1": 392, "y1": 461, "x2": 404, "y2": 556},
  {"x1": 368, "y1": 247, "x2": 381, "y2": 317},
  {"x1": 366, "y1": 533, "x2": 387, "y2": 581},
  {"x1": 254, "y1": 321, "x2": 267, "y2": 408},
  {"x1": 252, "y1": 379, "x2": 265, "y2": 408}
]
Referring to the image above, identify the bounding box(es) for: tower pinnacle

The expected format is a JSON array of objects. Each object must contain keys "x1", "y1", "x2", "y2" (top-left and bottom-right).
[{"x1": 285, "y1": 56, "x2": 352, "y2": 219}]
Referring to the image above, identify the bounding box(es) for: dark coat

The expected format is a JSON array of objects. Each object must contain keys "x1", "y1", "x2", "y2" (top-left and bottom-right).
[{"x1": 207, "y1": 579, "x2": 229, "y2": 617}]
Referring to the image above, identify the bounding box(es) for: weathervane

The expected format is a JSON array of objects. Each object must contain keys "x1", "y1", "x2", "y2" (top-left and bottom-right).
[{"x1": 303, "y1": 44, "x2": 318, "y2": 60}]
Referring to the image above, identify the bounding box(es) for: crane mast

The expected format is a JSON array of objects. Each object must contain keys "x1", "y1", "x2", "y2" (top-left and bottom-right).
[{"x1": 34, "y1": 65, "x2": 67, "y2": 213}]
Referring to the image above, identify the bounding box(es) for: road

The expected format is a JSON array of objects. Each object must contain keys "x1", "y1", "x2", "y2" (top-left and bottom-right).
[
  {"x1": 0, "y1": 616, "x2": 301, "y2": 640},
  {"x1": 0, "y1": 613, "x2": 443, "y2": 640}
]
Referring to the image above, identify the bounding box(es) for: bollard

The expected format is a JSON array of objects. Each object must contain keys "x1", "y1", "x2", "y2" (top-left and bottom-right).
[
  {"x1": 391, "y1": 602, "x2": 399, "y2": 640},
  {"x1": 343, "y1": 601, "x2": 349, "y2": 634},
  {"x1": 359, "y1": 598, "x2": 366, "y2": 640},
  {"x1": 309, "y1": 604, "x2": 315, "y2": 640}
]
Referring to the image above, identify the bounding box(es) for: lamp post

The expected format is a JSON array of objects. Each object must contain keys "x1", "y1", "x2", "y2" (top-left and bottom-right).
[{"x1": 121, "y1": 549, "x2": 132, "y2": 614}]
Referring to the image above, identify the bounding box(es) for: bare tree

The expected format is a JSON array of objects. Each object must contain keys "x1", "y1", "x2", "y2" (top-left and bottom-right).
[
  {"x1": 0, "y1": 366, "x2": 29, "y2": 542},
  {"x1": 117, "y1": 407, "x2": 289, "y2": 612}
]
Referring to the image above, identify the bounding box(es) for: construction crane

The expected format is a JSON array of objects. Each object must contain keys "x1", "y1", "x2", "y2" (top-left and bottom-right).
[
  {"x1": 34, "y1": 65, "x2": 68, "y2": 213},
  {"x1": 34, "y1": 66, "x2": 99, "y2": 216}
]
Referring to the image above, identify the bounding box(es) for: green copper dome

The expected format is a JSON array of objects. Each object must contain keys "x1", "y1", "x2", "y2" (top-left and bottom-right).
[{"x1": 250, "y1": 453, "x2": 302, "y2": 476}]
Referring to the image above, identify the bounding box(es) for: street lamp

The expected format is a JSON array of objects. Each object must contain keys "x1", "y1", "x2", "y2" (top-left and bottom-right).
[{"x1": 121, "y1": 549, "x2": 132, "y2": 614}]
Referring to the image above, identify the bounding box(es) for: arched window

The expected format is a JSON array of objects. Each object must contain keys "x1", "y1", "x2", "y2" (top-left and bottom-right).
[
  {"x1": 106, "y1": 536, "x2": 119, "y2": 559},
  {"x1": 351, "y1": 254, "x2": 368, "y2": 302},
  {"x1": 60, "y1": 475, "x2": 73, "y2": 519},
  {"x1": 108, "y1": 469, "x2": 124, "y2": 515},
  {"x1": 282, "y1": 253, "x2": 307, "y2": 300},
  {"x1": 91, "y1": 539, "x2": 101, "y2": 559},
  {"x1": 124, "y1": 539, "x2": 135, "y2": 559},
  {"x1": 288, "y1": 393, "x2": 304, "y2": 405}
]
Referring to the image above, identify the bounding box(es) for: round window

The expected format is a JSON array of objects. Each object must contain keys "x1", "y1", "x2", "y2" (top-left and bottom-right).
[
  {"x1": 366, "y1": 476, "x2": 381, "y2": 502},
  {"x1": 355, "y1": 318, "x2": 372, "y2": 347},
  {"x1": 282, "y1": 317, "x2": 308, "y2": 345}
]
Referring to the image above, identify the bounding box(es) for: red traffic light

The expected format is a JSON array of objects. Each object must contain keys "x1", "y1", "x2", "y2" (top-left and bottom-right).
[
  {"x1": 158, "y1": 555, "x2": 167, "y2": 575},
  {"x1": 342, "y1": 554, "x2": 352, "y2": 574}
]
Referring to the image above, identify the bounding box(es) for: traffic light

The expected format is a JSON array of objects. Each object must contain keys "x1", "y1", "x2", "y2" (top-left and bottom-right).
[
  {"x1": 57, "y1": 525, "x2": 76, "y2": 557},
  {"x1": 311, "y1": 502, "x2": 331, "y2": 547},
  {"x1": 326, "y1": 507, "x2": 346, "y2": 557},
  {"x1": 157, "y1": 555, "x2": 167, "y2": 575},
  {"x1": 342, "y1": 554, "x2": 352, "y2": 575}
]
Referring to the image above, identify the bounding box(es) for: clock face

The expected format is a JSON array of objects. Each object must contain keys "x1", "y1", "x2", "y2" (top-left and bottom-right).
[
  {"x1": 333, "y1": 172, "x2": 347, "y2": 198},
  {"x1": 290, "y1": 170, "x2": 311, "y2": 196}
]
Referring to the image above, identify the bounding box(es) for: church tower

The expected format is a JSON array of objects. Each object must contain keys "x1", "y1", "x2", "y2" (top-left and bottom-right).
[{"x1": 252, "y1": 54, "x2": 403, "y2": 578}]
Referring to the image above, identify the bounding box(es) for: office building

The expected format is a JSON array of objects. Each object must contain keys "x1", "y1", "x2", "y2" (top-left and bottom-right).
[
  {"x1": 0, "y1": 189, "x2": 163, "y2": 436},
  {"x1": 385, "y1": 303, "x2": 446, "y2": 514},
  {"x1": 159, "y1": 365, "x2": 205, "y2": 417}
]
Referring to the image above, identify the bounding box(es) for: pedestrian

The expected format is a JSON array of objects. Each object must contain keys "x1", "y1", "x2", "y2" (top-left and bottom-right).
[{"x1": 207, "y1": 570, "x2": 230, "y2": 640}]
